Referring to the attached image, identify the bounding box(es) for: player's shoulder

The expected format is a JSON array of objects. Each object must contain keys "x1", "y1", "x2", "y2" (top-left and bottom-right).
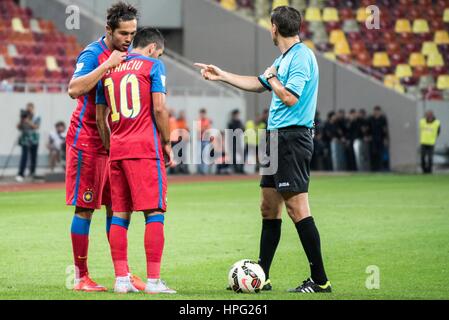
[{"x1": 80, "y1": 38, "x2": 107, "y2": 57}]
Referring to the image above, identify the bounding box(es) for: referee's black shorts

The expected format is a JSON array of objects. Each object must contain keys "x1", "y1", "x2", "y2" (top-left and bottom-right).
[{"x1": 260, "y1": 126, "x2": 313, "y2": 194}]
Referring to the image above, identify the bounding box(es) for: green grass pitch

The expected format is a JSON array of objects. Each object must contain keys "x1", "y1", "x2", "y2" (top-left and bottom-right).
[{"x1": 0, "y1": 174, "x2": 448, "y2": 300}]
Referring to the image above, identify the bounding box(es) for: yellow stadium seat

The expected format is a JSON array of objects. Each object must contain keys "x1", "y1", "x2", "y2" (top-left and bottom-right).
[
  {"x1": 384, "y1": 74, "x2": 399, "y2": 88},
  {"x1": 373, "y1": 52, "x2": 391, "y2": 67},
  {"x1": 323, "y1": 52, "x2": 336, "y2": 61},
  {"x1": 291, "y1": 0, "x2": 307, "y2": 11},
  {"x1": 421, "y1": 42, "x2": 439, "y2": 56},
  {"x1": 437, "y1": 75, "x2": 449, "y2": 90},
  {"x1": 258, "y1": 18, "x2": 272, "y2": 30},
  {"x1": 395, "y1": 64, "x2": 413, "y2": 79},
  {"x1": 412, "y1": 19, "x2": 430, "y2": 34},
  {"x1": 272, "y1": 0, "x2": 290, "y2": 10},
  {"x1": 356, "y1": 7, "x2": 368, "y2": 22},
  {"x1": 329, "y1": 29, "x2": 346, "y2": 45},
  {"x1": 427, "y1": 52, "x2": 444, "y2": 67},
  {"x1": 409, "y1": 53, "x2": 426, "y2": 67},
  {"x1": 443, "y1": 8, "x2": 449, "y2": 23},
  {"x1": 394, "y1": 84, "x2": 405, "y2": 94},
  {"x1": 12, "y1": 17, "x2": 27, "y2": 33},
  {"x1": 395, "y1": 19, "x2": 412, "y2": 33},
  {"x1": 322, "y1": 7, "x2": 339, "y2": 22},
  {"x1": 46, "y1": 56, "x2": 60, "y2": 71},
  {"x1": 220, "y1": 0, "x2": 237, "y2": 11},
  {"x1": 434, "y1": 30, "x2": 449, "y2": 45},
  {"x1": 305, "y1": 7, "x2": 322, "y2": 22},
  {"x1": 334, "y1": 40, "x2": 351, "y2": 56},
  {"x1": 303, "y1": 40, "x2": 316, "y2": 50}
]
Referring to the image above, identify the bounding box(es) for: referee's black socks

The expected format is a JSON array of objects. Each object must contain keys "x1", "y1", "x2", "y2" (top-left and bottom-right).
[
  {"x1": 295, "y1": 216, "x2": 328, "y2": 286},
  {"x1": 258, "y1": 219, "x2": 282, "y2": 280}
]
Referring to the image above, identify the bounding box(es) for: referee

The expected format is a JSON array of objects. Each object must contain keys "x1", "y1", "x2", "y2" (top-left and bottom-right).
[{"x1": 195, "y1": 6, "x2": 331, "y2": 293}]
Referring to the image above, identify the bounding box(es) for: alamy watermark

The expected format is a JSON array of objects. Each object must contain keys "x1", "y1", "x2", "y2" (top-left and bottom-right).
[{"x1": 365, "y1": 265, "x2": 381, "y2": 290}]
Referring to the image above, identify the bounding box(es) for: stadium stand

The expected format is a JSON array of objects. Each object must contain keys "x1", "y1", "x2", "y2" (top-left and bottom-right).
[
  {"x1": 217, "y1": 0, "x2": 449, "y2": 100},
  {"x1": 0, "y1": 0, "x2": 82, "y2": 92}
]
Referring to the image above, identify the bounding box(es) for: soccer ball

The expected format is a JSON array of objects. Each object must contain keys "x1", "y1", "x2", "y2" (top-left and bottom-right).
[{"x1": 228, "y1": 259, "x2": 266, "y2": 293}]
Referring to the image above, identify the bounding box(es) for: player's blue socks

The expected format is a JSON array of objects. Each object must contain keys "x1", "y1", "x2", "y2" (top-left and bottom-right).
[
  {"x1": 111, "y1": 216, "x2": 130, "y2": 229},
  {"x1": 71, "y1": 215, "x2": 91, "y2": 235},
  {"x1": 145, "y1": 214, "x2": 165, "y2": 225}
]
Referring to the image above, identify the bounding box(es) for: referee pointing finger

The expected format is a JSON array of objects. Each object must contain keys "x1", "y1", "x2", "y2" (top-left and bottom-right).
[{"x1": 195, "y1": 6, "x2": 331, "y2": 293}]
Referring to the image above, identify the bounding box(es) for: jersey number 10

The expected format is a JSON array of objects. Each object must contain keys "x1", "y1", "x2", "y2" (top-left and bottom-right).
[{"x1": 104, "y1": 74, "x2": 141, "y2": 122}]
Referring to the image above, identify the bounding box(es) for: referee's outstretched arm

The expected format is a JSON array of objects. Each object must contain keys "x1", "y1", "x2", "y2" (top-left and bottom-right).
[
  {"x1": 194, "y1": 63, "x2": 298, "y2": 107},
  {"x1": 194, "y1": 63, "x2": 266, "y2": 93}
]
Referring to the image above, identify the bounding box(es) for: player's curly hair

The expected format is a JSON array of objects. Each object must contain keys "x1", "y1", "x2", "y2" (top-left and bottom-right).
[{"x1": 107, "y1": 1, "x2": 139, "y2": 31}]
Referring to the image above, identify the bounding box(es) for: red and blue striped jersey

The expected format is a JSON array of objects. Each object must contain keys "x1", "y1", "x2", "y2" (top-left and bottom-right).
[
  {"x1": 96, "y1": 53, "x2": 167, "y2": 161},
  {"x1": 66, "y1": 36, "x2": 111, "y2": 155}
]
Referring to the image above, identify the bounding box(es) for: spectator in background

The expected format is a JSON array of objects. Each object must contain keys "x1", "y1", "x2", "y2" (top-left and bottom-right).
[
  {"x1": 16, "y1": 103, "x2": 41, "y2": 182},
  {"x1": 322, "y1": 111, "x2": 337, "y2": 171},
  {"x1": 227, "y1": 109, "x2": 245, "y2": 174},
  {"x1": 359, "y1": 108, "x2": 372, "y2": 171},
  {"x1": 168, "y1": 109, "x2": 179, "y2": 175},
  {"x1": 311, "y1": 111, "x2": 327, "y2": 171},
  {"x1": 175, "y1": 110, "x2": 190, "y2": 174},
  {"x1": 369, "y1": 106, "x2": 389, "y2": 172},
  {"x1": 346, "y1": 109, "x2": 358, "y2": 171},
  {"x1": 420, "y1": 110, "x2": 441, "y2": 174},
  {"x1": 336, "y1": 109, "x2": 348, "y2": 170},
  {"x1": 0, "y1": 76, "x2": 14, "y2": 92},
  {"x1": 47, "y1": 121, "x2": 66, "y2": 172},
  {"x1": 197, "y1": 108, "x2": 212, "y2": 175},
  {"x1": 213, "y1": 131, "x2": 231, "y2": 175}
]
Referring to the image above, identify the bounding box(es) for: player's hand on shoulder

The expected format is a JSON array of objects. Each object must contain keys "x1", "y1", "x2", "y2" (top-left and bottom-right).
[
  {"x1": 194, "y1": 63, "x2": 223, "y2": 81},
  {"x1": 105, "y1": 50, "x2": 127, "y2": 69}
]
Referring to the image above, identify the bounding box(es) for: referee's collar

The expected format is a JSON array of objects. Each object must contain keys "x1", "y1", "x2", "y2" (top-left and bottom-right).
[{"x1": 282, "y1": 41, "x2": 301, "y2": 58}]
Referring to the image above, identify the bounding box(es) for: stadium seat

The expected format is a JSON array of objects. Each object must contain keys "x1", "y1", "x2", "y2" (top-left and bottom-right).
[
  {"x1": 427, "y1": 52, "x2": 444, "y2": 67},
  {"x1": 395, "y1": 19, "x2": 412, "y2": 33},
  {"x1": 373, "y1": 52, "x2": 391, "y2": 67},
  {"x1": 444, "y1": 8, "x2": 449, "y2": 23},
  {"x1": 11, "y1": 17, "x2": 26, "y2": 33},
  {"x1": 383, "y1": 74, "x2": 399, "y2": 88},
  {"x1": 272, "y1": 0, "x2": 289, "y2": 10},
  {"x1": 412, "y1": 19, "x2": 430, "y2": 34},
  {"x1": 7, "y1": 44, "x2": 18, "y2": 57},
  {"x1": 442, "y1": 89, "x2": 449, "y2": 101},
  {"x1": 395, "y1": 64, "x2": 413, "y2": 78},
  {"x1": 220, "y1": 0, "x2": 237, "y2": 11},
  {"x1": 322, "y1": 7, "x2": 339, "y2": 22},
  {"x1": 303, "y1": 40, "x2": 316, "y2": 50},
  {"x1": 342, "y1": 19, "x2": 359, "y2": 33},
  {"x1": 329, "y1": 29, "x2": 345, "y2": 45},
  {"x1": 309, "y1": 0, "x2": 326, "y2": 9},
  {"x1": 418, "y1": 75, "x2": 435, "y2": 89},
  {"x1": 356, "y1": 7, "x2": 368, "y2": 23},
  {"x1": 0, "y1": 55, "x2": 8, "y2": 69},
  {"x1": 291, "y1": 0, "x2": 307, "y2": 12},
  {"x1": 436, "y1": 75, "x2": 449, "y2": 90},
  {"x1": 45, "y1": 56, "x2": 60, "y2": 71},
  {"x1": 305, "y1": 7, "x2": 322, "y2": 22},
  {"x1": 258, "y1": 18, "x2": 271, "y2": 30},
  {"x1": 323, "y1": 51, "x2": 336, "y2": 61},
  {"x1": 312, "y1": 29, "x2": 328, "y2": 44},
  {"x1": 406, "y1": 85, "x2": 422, "y2": 99},
  {"x1": 334, "y1": 40, "x2": 351, "y2": 56},
  {"x1": 434, "y1": 30, "x2": 449, "y2": 45},
  {"x1": 409, "y1": 53, "x2": 426, "y2": 67},
  {"x1": 421, "y1": 42, "x2": 439, "y2": 56}
]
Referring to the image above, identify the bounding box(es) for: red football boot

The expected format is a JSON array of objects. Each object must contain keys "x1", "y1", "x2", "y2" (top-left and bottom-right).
[
  {"x1": 73, "y1": 275, "x2": 108, "y2": 292},
  {"x1": 130, "y1": 274, "x2": 146, "y2": 291}
]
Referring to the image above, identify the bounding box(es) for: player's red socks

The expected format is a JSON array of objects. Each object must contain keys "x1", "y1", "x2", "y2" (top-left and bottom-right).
[
  {"x1": 109, "y1": 216, "x2": 130, "y2": 277},
  {"x1": 145, "y1": 214, "x2": 165, "y2": 279},
  {"x1": 70, "y1": 215, "x2": 91, "y2": 279}
]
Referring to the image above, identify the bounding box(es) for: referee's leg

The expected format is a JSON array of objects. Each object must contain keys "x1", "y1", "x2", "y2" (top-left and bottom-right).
[
  {"x1": 283, "y1": 192, "x2": 329, "y2": 286},
  {"x1": 258, "y1": 188, "x2": 283, "y2": 285}
]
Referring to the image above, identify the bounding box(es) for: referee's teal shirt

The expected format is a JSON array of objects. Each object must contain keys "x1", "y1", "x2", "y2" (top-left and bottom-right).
[{"x1": 258, "y1": 42, "x2": 319, "y2": 130}]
